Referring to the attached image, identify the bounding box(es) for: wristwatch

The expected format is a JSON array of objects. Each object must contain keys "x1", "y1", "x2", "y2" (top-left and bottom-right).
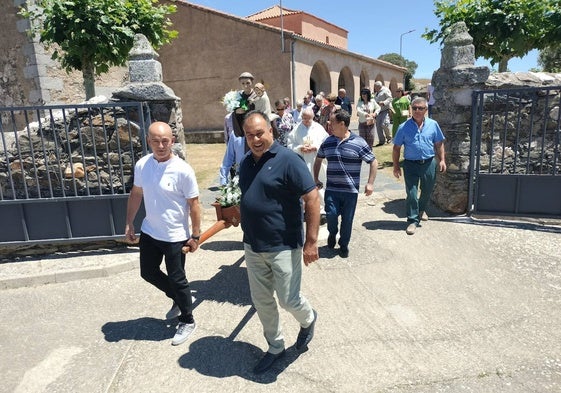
[{"x1": 191, "y1": 235, "x2": 200, "y2": 241}]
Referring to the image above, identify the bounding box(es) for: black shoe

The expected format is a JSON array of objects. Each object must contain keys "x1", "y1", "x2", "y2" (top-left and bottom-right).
[
  {"x1": 253, "y1": 350, "x2": 286, "y2": 374},
  {"x1": 327, "y1": 234, "x2": 336, "y2": 248},
  {"x1": 339, "y1": 246, "x2": 349, "y2": 258},
  {"x1": 296, "y1": 310, "x2": 317, "y2": 351},
  {"x1": 320, "y1": 214, "x2": 327, "y2": 226}
]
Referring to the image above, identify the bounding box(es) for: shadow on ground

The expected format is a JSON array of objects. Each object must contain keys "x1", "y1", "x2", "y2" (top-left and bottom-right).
[
  {"x1": 178, "y1": 335, "x2": 302, "y2": 384},
  {"x1": 102, "y1": 317, "x2": 176, "y2": 342},
  {"x1": 102, "y1": 256, "x2": 252, "y2": 344}
]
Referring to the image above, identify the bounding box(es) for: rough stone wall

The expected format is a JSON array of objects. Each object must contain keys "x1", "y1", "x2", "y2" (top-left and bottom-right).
[
  {"x1": 111, "y1": 34, "x2": 185, "y2": 154},
  {"x1": 430, "y1": 22, "x2": 489, "y2": 214},
  {"x1": 0, "y1": 0, "x2": 41, "y2": 108},
  {"x1": 45, "y1": 63, "x2": 128, "y2": 104},
  {"x1": 431, "y1": 22, "x2": 561, "y2": 214}
]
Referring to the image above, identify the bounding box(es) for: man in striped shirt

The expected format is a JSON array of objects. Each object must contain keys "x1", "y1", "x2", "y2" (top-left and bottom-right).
[{"x1": 313, "y1": 109, "x2": 378, "y2": 258}]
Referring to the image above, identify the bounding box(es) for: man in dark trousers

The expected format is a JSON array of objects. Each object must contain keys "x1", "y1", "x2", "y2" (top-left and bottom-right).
[
  {"x1": 392, "y1": 96, "x2": 446, "y2": 235},
  {"x1": 125, "y1": 121, "x2": 201, "y2": 346}
]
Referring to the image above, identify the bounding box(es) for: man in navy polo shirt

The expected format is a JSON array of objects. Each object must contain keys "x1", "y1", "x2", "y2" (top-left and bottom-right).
[
  {"x1": 392, "y1": 96, "x2": 446, "y2": 235},
  {"x1": 313, "y1": 109, "x2": 378, "y2": 258},
  {"x1": 239, "y1": 111, "x2": 320, "y2": 374}
]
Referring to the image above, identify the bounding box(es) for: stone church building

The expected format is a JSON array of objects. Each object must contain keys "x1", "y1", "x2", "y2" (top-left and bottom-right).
[{"x1": 1, "y1": 1, "x2": 405, "y2": 132}]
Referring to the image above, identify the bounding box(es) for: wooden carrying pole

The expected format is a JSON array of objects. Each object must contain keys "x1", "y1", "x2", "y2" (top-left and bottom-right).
[{"x1": 182, "y1": 204, "x2": 240, "y2": 254}]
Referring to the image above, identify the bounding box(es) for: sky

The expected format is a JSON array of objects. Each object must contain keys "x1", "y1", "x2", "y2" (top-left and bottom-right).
[{"x1": 187, "y1": 0, "x2": 539, "y2": 79}]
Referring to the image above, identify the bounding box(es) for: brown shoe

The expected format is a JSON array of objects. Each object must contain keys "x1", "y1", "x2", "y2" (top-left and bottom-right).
[
  {"x1": 406, "y1": 223, "x2": 417, "y2": 235},
  {"x1": 420, "y1": 211, "x2": 429, "y2": 221}
]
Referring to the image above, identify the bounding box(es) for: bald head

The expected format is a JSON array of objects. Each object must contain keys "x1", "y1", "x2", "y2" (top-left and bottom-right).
[{"x1": 147, "y1": 122, "x2": 175, "y2": 162}]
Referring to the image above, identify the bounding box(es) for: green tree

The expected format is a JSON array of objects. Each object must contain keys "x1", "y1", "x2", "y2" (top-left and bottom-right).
[
  {"x1": 538, "y1": 46, "x2": 561, "y2": 72},
  {"x1": 378, "y1": 53, "x2": 418, "y2": 91},
  {"x1": 21, "y1": 0, "x2": 178, "y2": 100},
  {"x1": 424, "y1": 0, "x2": 559, "y2": 72}
]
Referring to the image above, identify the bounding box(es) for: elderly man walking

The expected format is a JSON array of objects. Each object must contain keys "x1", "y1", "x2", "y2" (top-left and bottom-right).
[
  {"x1": 373, "y1": 81, "x2": 393, "y2": 145},
  {"x1": 392, "y1": 97, "x2": 446, "y2": 235}
]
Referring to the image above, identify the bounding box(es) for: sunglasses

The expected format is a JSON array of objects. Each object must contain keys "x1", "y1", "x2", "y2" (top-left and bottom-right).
[{"x1": 412, "y1": 106, "x2": 427, "y2": 111}]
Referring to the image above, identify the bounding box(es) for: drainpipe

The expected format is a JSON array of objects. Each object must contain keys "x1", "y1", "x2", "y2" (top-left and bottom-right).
[{"x1": 291, "y1": 39, "x2": 296, "y2": 109}]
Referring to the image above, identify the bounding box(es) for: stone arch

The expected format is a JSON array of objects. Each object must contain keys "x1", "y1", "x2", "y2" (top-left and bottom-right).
[
  {"x1": 310, "y1": 61, "x2": 331, "y2": 96},
  {"x1": 337, "y1": 66, "x2": 354, "y2": 102},
  {"x1": 374, "y1": 73, "x2": 385, "y2": 87},
  {"x1": 359, "y1": 70, "x2": 370, "y2": 91}
]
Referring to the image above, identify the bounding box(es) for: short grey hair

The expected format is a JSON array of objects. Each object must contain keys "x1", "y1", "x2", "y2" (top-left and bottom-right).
[
  {"x1": 374, "y1": 81, "x2": 383, "y2": 88},
  {"x1": 411, "y1": 96, "x2": 428, "y2": 107},
  {"x1": 301, "y1": 107, "x2": 314, "y2": 117}
]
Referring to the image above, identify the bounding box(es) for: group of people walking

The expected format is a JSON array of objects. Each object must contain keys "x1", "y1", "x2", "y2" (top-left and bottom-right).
[{"x1": 124, "y1": 71, "x2": 446, "y2": 374}]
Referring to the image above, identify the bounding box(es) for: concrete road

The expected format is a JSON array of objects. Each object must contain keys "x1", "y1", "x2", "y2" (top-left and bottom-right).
[{"x1": 1, "y1": 170, "x2": 561, "y2": 392}]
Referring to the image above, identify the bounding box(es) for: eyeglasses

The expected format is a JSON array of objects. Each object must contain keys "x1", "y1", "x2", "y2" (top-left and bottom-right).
[
  {"x1": 276, "y1": 108, "x2": 285, "y2": 111},
  {"x1": 412, "y1": 106, "x2": 427, "y2": 111}
]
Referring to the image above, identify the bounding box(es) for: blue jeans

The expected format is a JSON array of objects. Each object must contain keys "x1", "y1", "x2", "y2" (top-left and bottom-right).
[
  {"x1": 324, "y1": 190, "x2": 358, "y2": 249},
  {"x1": 402, "y1": 158, "x2": 436, "y2": 225},
  {"x1": 139, "y1": 232, "x2": 193, "y2": 323}
]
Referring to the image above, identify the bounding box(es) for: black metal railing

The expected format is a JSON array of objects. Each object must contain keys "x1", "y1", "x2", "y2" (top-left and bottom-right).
[
  {"x1": 0, "y1": 102, "x2": 149, "y2": 244},
  {"x1": 469, "y1": 86, "x2": 561, "y2": 217}
]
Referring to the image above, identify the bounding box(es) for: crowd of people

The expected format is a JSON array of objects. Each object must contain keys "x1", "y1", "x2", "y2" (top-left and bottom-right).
[{"x1": 125, "y1": 71, "x2": 445, "y2": 374}]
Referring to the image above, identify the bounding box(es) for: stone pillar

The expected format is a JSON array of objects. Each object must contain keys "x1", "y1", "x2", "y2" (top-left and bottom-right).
[
  {"x1": 431, "y1": 22, "x2": 490, "y2": 213},
  {"x1": 111, "y1": 34, "x2": 185, "y2": 158}
]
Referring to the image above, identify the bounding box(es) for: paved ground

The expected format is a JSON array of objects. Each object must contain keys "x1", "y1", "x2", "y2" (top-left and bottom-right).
[{"x1": 1, "y1": 166, "x2": 561, "y2": 392}]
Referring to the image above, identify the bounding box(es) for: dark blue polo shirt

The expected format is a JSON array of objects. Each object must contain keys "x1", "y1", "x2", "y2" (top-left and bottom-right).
[{"x1": 239, "y1": 142, "x2": 316, "y2": 252}]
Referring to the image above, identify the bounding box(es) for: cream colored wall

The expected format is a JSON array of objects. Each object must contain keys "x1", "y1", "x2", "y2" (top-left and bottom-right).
[{"x1": 159, "y1": 3, "x2": 294, "y2": 131}]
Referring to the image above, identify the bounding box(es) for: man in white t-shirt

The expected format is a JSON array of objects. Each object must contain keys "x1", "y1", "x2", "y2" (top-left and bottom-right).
[{"x1": 125, "y1": 121, "x2": 201, "y2": 346}]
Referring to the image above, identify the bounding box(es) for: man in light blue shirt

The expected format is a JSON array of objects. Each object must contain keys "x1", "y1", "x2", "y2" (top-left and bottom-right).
[
  {"x1": 219, "y1": 130, "x2": 246, "y2": 185},
  {"x1": 392, "y1": 97, "x2": 447, "y2": 235}
]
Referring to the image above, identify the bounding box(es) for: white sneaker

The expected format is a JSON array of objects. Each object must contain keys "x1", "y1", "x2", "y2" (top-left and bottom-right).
[
  {"x1": 406, "y1": 223, "x2": 417, "y2": 235},
  {"x1": 420, "y1": 211, "x2": 429, "y2": 221},
  {"x1": 171, "y1": 322, "x2": 196, "y2": 346}
]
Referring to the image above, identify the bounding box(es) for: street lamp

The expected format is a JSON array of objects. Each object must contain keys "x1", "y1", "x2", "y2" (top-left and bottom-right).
[{"x1": 399, "y1": 29, "x2": 415, "y2": 57}]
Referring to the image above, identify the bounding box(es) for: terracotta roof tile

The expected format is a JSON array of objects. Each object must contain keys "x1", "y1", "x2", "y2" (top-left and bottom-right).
[{"x1": 246, "y1": 5, "x2": 301, "y2": 21}]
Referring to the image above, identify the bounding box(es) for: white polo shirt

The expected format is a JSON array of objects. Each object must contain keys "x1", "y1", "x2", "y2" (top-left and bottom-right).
[{"x1": 134, "y1": 154, "x2": 199, "y2": 242}]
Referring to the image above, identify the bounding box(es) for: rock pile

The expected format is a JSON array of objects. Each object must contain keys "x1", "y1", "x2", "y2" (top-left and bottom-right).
[{"x1": 0, "y1": 102, "x2": 145, "y2": 200}]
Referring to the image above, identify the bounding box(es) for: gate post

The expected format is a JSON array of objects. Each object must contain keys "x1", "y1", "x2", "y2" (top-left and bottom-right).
[
  {"x1": 430, "y1": 22, "x2": 489, "y2": 213},
  {"x1": 111, "y1": 34, "x2": 186, "y2": 159}
]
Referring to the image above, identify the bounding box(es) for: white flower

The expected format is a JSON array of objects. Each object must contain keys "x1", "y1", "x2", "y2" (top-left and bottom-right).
[
  {"x1": 217, "y1": 175, "x2": 241, "y2": 207},
  {"x1": 222, "y1": 90, "x2": 242, "y2": 113}
]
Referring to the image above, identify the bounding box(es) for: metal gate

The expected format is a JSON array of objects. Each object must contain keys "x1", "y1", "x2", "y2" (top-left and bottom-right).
[
  {"x1": 0, "y1": 102, "x2": 148, "y2": 245},
  {"x1": 469, "y1": 86, "x2": 561, "y2": 218}
]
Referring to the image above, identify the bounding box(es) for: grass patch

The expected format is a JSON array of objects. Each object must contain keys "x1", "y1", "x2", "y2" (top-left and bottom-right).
[
  {"x1": 372, "y1": 143, "x2": 398, "y2": 170},
  {"x1": 184, "y1": 143, "x2": 226, "y2": 190},
  {"x1": 183, "y1": 142, "x2": 400, "y2": 191}
]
